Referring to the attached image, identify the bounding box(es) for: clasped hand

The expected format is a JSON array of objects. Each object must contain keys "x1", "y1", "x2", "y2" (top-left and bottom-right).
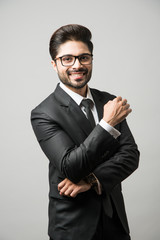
[
  {"x1": 103, "y1": 96, "x2": 132, "y2": 126},
  {"x1": 58, "y1": 178, "x2": 91, "y2": 198}
]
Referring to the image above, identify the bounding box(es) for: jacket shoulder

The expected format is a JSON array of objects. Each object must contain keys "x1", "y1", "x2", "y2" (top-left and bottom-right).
[
  {"x1": 90, "y1": 88, "x2": 116, "y2": 101},
  {"x1": 31, "y1": 91, "x2": 58, "y2": 118}
]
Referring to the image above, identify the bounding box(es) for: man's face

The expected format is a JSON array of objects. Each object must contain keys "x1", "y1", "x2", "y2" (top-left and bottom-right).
[{"x1": 52, "y1": 41, "x2": 92, "y2": 92}]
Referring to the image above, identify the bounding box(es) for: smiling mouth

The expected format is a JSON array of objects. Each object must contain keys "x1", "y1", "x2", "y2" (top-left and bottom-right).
[
  {"x1": 69, "y1": 72, "x2": 85, "y2": 76},
  {"x1": 68, "y1": 71, "x2": 87, "y2": 81}
]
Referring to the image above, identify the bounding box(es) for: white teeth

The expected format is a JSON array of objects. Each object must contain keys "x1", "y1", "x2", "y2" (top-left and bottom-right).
[
  {"x1": 72, "y1": 73, "x2": 83, "y2": 74},
  {"x1": 71, "y1": 74, "x2": 83, "y2": 77}
]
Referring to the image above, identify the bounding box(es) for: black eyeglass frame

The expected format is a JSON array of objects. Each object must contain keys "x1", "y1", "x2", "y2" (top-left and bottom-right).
[{"x1": 54, "y1": 53, "x2": 93, "y2": 66}]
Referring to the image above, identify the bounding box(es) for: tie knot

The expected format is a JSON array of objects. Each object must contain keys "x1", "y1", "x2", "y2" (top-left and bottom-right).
[
  {"x1": 81, "y1": 99, "x2": 94, "y2": 109},
  {"x1": 81, "y1": 99, "x2": 95, "y2": 128}
]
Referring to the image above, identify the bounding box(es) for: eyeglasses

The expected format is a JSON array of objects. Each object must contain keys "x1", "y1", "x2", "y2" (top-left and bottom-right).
[{"x1": 54, "y1": 53, "x2": 93, "y2": 67}]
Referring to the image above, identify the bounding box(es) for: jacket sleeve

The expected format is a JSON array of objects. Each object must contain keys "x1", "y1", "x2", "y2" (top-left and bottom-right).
[
  {"x1": 93, "y1": 119, "x2": 140, "y2": 194},
  {"x1": 31, "y1": 109, "x2": 119, "y2": 183}
]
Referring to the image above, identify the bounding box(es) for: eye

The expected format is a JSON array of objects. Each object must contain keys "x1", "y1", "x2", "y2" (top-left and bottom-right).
[
  {"x1": 80, "y1": 55, "x2": 90, "y2": 62},
  {"x1": 62, "y1": 56, "x2": 74, "y2": 63}
]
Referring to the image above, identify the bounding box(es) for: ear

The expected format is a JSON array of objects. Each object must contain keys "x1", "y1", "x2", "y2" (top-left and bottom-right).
[{"x1": 51, "y1": 60, "x2": 58, "y2": 73}]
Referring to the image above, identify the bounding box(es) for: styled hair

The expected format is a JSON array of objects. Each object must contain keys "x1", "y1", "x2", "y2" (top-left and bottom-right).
[{"x1": 49, "y1": 24, "x2": 93, "y2": 60}]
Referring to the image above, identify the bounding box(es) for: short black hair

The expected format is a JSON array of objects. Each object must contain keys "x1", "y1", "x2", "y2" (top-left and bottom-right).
[{"x1": 49, "y1": 24, "x2": 93, "y2": 60}]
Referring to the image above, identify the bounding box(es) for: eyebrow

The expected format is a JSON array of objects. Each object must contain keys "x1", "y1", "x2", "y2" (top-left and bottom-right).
[{"x1": 57, "y1": 53, "x2": 92, "y2": 58}]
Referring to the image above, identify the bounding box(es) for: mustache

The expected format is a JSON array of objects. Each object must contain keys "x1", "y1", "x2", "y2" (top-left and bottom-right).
[{"x1": 67, "y1": 68, "x2": 88, "y2": 74}]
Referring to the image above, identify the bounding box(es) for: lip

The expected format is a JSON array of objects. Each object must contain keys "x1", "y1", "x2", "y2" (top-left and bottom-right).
[
  {"x1": 68, "y1": 71, "x2": 86, "y2": 75},
  {"x1": 69, "y1": 74, "x2": 85, "y2": 80}
]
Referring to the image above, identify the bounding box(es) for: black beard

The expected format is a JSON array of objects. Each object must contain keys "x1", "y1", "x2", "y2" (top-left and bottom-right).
[
  {"x1": 64, "y1": 78, "x2": 90, "y2": 89},
  {"x1": 57, "y1": 68, "x2": 92, "y2": 89}
]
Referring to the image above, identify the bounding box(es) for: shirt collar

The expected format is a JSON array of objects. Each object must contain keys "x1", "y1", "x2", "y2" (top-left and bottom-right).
[{"x1": 59, "y1": 82, "x2": 94, "y2": 106}]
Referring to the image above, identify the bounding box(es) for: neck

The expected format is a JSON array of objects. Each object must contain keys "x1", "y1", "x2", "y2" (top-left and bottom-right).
[{"x1": 65, "y1": 85, "x2": 88, "y2": 97}]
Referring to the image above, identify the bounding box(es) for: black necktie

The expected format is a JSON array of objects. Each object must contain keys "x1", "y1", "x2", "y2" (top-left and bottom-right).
[{"x1": 81, "y1": 99, "x2": 96, "y2": 128}]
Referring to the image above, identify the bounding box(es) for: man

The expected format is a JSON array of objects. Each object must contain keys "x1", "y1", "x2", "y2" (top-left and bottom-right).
[{"x1": 31, "y1": 24, "x2": 139, "y2": 240}]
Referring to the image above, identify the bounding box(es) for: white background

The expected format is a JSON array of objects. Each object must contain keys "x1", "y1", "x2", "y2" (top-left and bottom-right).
[{"x1": 0, "y1": 0, "x2": 160, "y2": 239}]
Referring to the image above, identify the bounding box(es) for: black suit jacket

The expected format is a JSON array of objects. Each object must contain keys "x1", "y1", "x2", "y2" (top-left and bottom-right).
[{"x1": 31, "y1": 84, "x2": 139, "y2": 240}]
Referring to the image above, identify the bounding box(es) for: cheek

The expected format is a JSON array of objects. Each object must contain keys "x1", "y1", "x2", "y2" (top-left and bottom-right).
[
  {"x1": 58, "y1": 69, "x2": 69, "y2": 78},
  {"x1": 87, "y1": 66, "x2": 92, "y2": 74},
  {"x1": 56, "y1": 65, "x2": 68, "y2": 76}
]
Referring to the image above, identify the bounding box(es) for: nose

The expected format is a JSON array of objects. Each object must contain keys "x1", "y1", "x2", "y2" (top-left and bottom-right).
[{"x1": 72, "y1": 57, "x2": 82, "y2": 68}]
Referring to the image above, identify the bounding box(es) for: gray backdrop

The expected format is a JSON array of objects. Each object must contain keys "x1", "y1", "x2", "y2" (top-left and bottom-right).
[{"x1": 1, "y1": 0, "x2": 160, "y2": 239}]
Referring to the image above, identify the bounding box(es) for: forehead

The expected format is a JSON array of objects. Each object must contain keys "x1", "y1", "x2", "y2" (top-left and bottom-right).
[{"x1": 57, "y1": 41, "x2": 90, "y2": 57}]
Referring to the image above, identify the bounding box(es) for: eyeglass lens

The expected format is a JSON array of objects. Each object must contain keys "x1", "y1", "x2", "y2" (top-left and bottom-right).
[{"x1": 61, "y1": 54, "x2": 92, "y2": 66}]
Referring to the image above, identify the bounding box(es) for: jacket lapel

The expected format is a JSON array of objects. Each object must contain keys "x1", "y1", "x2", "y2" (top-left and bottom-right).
[
  {"x1": 91, "y1": 89, "x2": 104, "y2": 121},
  {"x1": 54, "y1": 84, "x2": 93, "y2": 139}
]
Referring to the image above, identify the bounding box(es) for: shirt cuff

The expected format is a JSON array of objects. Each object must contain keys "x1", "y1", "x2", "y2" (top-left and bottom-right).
[{"x1": 99, "y1": 119, "x2": 121, "y2": 139}]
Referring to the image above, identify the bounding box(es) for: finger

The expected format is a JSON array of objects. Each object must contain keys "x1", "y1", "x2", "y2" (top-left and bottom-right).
[
  {"x1": 116, "y1": 96, "x2": 122, "y2": 102},
  {"x1": 123, "y1": 103, "x2": 130, "y2": 110},
  {"x1": 58, "y1": 181, "x2": 66, "y2": 191},
  {"x1": 122, "y1": 99, "x2": 127, "y2": 106},
  {"x1": 70, "y1": 188, "x2": 79, "y2": 198},
  {"x1": 64, "y1": 187, "x2": 75, "y2": 196},
  {"x1": 124, "y1": 107, "x2": 132, "y2": 117},
  {"x1": 59, "y1": 184, "x2": 70, "y2": 195},
  {"x1": 58, "y1": 178, "x2": 70, "y2": 190}
]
